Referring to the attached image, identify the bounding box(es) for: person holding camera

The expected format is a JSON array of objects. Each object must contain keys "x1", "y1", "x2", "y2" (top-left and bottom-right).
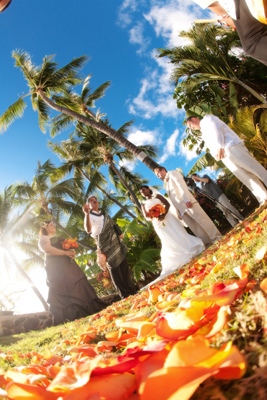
[
  {"x1": 82, "y1": 196, "x2": 137, "y2": 299},
  {"x1": 154, "y1": 167, "x2": 222, "y2": 248},
  {"x1": 191, "y1": 174, "x2": 243, "y2": 227}
]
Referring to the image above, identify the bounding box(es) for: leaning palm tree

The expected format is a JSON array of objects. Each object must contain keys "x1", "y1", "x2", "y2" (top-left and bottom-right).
[
  {"x1": 77, "y1": 121, "x2": 157, "y2": 212},
  {"x1": 0, "y1": 51, "x2": 160, "y2": 171},
  {"x1": 158, "y1": 24, "x2": 267, "y2": 105},
  {"x1": 13, "y1": 160, "x2": 96, "y2": 251},
  {"x1": 0, "y1": 186, "x2": 49, "y2": 311},
  {"x1": 48, "y1": 137, "x2": 142, "y2": 221}
]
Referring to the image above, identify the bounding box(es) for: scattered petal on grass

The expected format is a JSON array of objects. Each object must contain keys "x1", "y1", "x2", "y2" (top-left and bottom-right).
[{"x1": 260, "y1": 278, "x2": 267, "y2": 294}]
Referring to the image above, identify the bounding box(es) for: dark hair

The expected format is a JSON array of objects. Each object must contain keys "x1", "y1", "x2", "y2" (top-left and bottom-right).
[
  {"x1": 186, "y1": 116, "x2": 197, "y2": 123},
  {"x1": 154, "y1": 166, "x2": 167, "y2": 172},
  {"x1": 87, "y1": 196, "x2": 98, "y2": 204},
  {"x1": 39, "y1": 220, "x2": 52, "y2": 237},
  {"x1": 191, "y1": 174, "x2": 199, "y2": 178},
  {"x1": 140, "y1": 185, "x2": 153, "y2": 195}
]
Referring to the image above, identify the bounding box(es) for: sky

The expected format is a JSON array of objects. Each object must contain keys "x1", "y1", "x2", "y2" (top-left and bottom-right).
[{"x1": 0, "y1": 0, "x2": 211, "y2": 313}]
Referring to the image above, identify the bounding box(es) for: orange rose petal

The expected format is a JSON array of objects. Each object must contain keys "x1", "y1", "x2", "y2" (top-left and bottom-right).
[
  {"x1": 233, "y1": 264, "x2": 249, "y2": 279},
  {"x1": 134, "y1": 349, "x2": 169, "y2": 393},
  {"x1": 140, "y1": 366, "x2": 214, "y2": 400},
  {"x1": 6, "y1": 382, "x2": 61, "y2": 400},
  {"x1": 62, "y1": 373, "x2": 137, "y2": 400},
  {"x1": 137, "y1": 322, "x2": 156, "y2": 340},
  {"x1": 260, "y1": 277, "x2": 267, "y2": 294},
  {"x1": 155, "y1": 300, "x2": 178, "y2": 311}
]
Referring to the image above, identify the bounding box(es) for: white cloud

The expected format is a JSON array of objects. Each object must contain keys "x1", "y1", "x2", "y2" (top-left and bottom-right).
[
  {"x1": 128, "y1": 59, "x2": 180, "y2": 119},
  {"x1": 178, "y1": 130, "x2": 199, "y2": 162},
  {"x1": 119, "y1": 159, "x2": 136, "y2": 172},
  {"x1": 144, "y1": 0, "x2": 197, "y2": 48},
  {"x1": 127, "y1": 126, "x2": 161, "y2": 146},
  {"x1": 129, "y1": 21, "x2": 151, "y2": 54},
  {"x1": 117, "y1": 0, "x2": 144, "y2": 27},
  {"x1": 159, "y1": 128, "x2": 179, "y2": 163}
]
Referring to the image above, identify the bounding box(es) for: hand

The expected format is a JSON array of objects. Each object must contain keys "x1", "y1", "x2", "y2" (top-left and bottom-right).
[
  {"x1": 222, "y1": 16, "x2": 236, "y2": 30},
  {"x1": 65, "y1": 249, "x2": 76, "y2": 259},
  {"x1": 119, "y1": 234, "x2": 124, "y2": 239},
  {"x1": 185, "y1": 200, "x2": 193, "y2": 208},
  {"x1": 158, "y1": 214, "x2": 166, "y2": 221},
  {"x1": 82, "y1": 204, "x2": 90, "y2": 215},
  {"x1": 216, "y1": 148, "x2": 225, "y2": 160}
]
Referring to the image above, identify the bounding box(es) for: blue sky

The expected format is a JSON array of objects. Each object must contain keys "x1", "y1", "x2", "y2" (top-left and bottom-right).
[
  {"x1": 0, "y1": 0, "x2": 209, "y2": 191},
  {"x1": 0, "y1": 0, "x2": 214, "y2": 313}
]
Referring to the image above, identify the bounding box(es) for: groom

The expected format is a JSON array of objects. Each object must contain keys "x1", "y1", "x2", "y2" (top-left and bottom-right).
[
  {"x1": 154, "y1": 167, "x2": 222, "y2": 247},
  {"x1": 82, "y1": 196, "x2": 137, "y2": 299}
]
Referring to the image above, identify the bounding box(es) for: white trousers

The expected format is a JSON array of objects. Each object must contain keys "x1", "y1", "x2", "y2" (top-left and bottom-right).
[
  {"x1": 223, "y1": 143, "x2": 267, "y2": 205},
  {"x1": 217, "y1": 194, "x2": 243, "y2": 227},
  {"x1": 182, "y1": 202, "x2": 222, "y2": 247}
]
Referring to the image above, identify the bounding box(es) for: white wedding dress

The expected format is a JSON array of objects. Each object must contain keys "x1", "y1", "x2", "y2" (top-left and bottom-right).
[{"x1": 143, "y1": 197, "x2": 205, "y2": 287}]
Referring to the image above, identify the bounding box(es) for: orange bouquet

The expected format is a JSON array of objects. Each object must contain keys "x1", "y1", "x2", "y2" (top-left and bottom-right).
[
  {"x1": 62, "y1": 238, "x2": 79, "y2": 249},
  {"x1": 148, "y1": 204, "x2": 166, "y2": 225}
]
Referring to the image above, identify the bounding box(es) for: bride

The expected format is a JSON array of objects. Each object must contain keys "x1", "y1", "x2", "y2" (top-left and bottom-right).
[{"x1": 139, "y1": 185, "x2": 205, "y2": 284}]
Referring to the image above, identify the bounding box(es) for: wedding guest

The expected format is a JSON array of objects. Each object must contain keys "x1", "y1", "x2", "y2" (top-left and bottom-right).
[
  {"x1": 186, "y1": 115, "x2": 267, "y2": 205},
  {"x1": 83, "y1": 196, "x2": 137, "y2": 299},
  {"x1": 154, "y1": 167, "x2": 222, "y2": 247},
  {"x1": 140, "y1": 185, "x2": 204, "y2": 285},
  {"x1": 193, "y1": 0, "x2": 267, "y2": 66},
  {"x1": 38, "y1": 221, "x2": 106, "y2": 325},
  {"x1": 191, "y1": 173, "x2": 243, "y2": 226}
]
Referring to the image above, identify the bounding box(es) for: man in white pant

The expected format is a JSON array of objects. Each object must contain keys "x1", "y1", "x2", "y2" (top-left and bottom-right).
[
  {"x1": 186, "y1": 115, "x2": 267, "y2": 205},
  {"x1": 191, "y1": 173, "x2": 243, "y2": 227}
]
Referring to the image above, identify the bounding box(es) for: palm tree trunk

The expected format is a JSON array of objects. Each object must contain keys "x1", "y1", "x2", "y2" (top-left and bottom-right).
[
  {"x1": 6, "y1": 246, "x2": 49, "y2": 311},
  {"x1": 109, "y1": 162, "x2": 142, "y2": 211},
  {"x1": 231, "y1": 77, "x2": 267, "y2": 105},
  {"x1": 38, "y1": 90, "x2": 160, "y2": 172},
  {"x1": 45, "y1": 210, "x2": 96, "y2": 251},
  {"x1": 78, "y1": 167, "x2": 146, "y2": 225}
]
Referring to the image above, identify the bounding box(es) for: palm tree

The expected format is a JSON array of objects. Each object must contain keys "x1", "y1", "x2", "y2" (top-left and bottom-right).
[
  {"x1": 158, "y1": 24, "x2": 267, "y2": 105},
  {"x1": 0, "y1": 186, "x2": 49, "y2": 311},
  {"x1": 0, "y1": 51, "x2": 160, "y2": 172},
  {"x1": 77, "y1": 121, "x2": 157, "y2": 212},
  {"x1": 48, "y1": 137, "x2": 142, "y2": 221},
  {"x1": 13, "y1": 160, "x2": 96, "y2": 251}
]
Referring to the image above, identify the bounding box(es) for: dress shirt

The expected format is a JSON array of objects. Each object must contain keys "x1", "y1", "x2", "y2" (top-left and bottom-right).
[
  {"x1": 200, "y1": 115, "x2": 242, "y2": 159},
  {"x1": 90, "y1": 211, "x2": 104, "y2": 238},
  {"x1": 193, "y1": 0, "x2": 237, "y2": 19}
]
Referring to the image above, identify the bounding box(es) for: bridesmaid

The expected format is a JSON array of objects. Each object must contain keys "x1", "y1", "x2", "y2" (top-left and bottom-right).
[{"x1": 38, "y1": 221, "x2": 106, "y2": 325}]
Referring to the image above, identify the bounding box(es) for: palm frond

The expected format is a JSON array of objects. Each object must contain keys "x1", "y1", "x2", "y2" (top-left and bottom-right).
[{"x1": 0, "y1": 97, "x2": 27, "y2": 132}]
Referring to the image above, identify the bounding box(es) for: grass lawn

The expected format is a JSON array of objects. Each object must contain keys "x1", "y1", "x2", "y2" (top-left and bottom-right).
[{"x1": 1, "y1": 205, "x2": 267, "y2": 399}]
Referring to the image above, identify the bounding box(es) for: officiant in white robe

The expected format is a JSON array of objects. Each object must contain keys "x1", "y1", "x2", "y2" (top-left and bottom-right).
[{"x1": 154, "y1": 167, "x2": 222, "y2": 247}]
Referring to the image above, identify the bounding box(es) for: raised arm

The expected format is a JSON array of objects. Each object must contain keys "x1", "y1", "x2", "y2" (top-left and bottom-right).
[{"x1": 82, "y1": 204, "x2": 92, "y2": 234}]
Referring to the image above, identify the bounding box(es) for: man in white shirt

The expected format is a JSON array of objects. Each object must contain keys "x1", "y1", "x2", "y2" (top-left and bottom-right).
[
  {"x1": 186, "y1": 115, "x2": 267, "y2": 205},
  {"x1": 83, "y1": 196, "x2": 137, "y2": 299},
  {"x1": 193, "y1": 0, "x2": 267, "y2": 66},
  {"x1": 154, "y1": 167, "x2": 222, "y2": 247}
]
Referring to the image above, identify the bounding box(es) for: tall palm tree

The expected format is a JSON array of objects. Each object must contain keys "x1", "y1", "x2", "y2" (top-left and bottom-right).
[
  {"x1": 48, "y1": 137, "x2": 142, "y2": 221},
  {"x1": 77, "y1": 121, "x2": 157, "y2": 212},
  {"x1": 158, "y1": 24, "x2": 267, "y2": 105},
  {"x1": 0, "y1": 51, "x2": 160, "y2": 171},
  {"x1": 0, "y1": 186, "x2": 49, "y2": 311},
  {"x1": 13, "y1": 160, "x2": 96, "y2": 251}
]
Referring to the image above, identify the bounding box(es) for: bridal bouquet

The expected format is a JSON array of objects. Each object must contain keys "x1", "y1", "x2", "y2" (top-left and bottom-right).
[
  {"x1": 148, "y1": 204, "x2": 166, "y2": 226},
  {"x1": 62, "y1": 238, "x2": 79, "y2": 249},
  {"x1": 62, "y1": 238, "x2": 78, "y2": 262}
]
